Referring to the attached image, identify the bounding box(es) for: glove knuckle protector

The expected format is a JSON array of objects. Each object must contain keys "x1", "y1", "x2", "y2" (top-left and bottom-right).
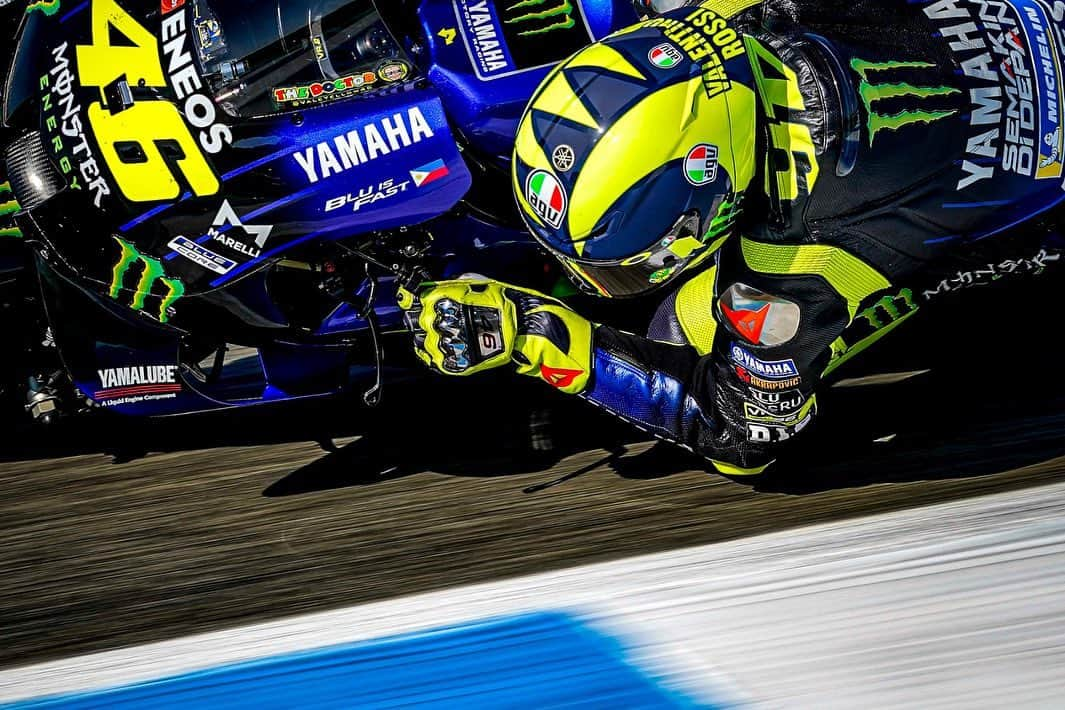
[{"x1": 400, "y1": 279, "x2": 595, "y2": 391}]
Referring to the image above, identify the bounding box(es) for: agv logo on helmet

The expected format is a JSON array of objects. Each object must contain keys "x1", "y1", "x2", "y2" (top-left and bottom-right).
[
  {"x1": 649, "y1": 43, "x2": 683, "y2": 69},
  {"x1": 525, "y1": 169, "x2": 568, "y2": 229},
  {"x1": 685, "y1": 144, "x2": 719, "y2": 186}
]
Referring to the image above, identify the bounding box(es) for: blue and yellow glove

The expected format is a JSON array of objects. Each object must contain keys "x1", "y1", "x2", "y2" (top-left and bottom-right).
[{"x1": 397, "y1": 279, "x2": 593, "y2": 394}]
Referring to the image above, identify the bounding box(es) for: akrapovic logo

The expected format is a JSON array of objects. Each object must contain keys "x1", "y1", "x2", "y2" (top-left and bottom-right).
[
  {"x1": 850, "y1": 58, "x2": 959, "y2": 145},
  {"x1": 504, "y1": 0, "x2": 576, "y2": 36},
  {"x1": 109, "y1": 238, "x2": 186, "y2": 323}
]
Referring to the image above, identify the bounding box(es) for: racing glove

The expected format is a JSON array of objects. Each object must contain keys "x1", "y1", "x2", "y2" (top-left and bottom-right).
[{"x1": 398, "y1": 279, "x2": 594, "y2": 394}]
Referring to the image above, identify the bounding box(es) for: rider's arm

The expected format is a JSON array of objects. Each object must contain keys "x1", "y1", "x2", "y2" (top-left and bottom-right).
[
  {"x1": 403, "y1": 234, "x2": 891, "y2": 473},
  {"x1": 581, "y1": 234, "x2": 888, "y2": 474}
]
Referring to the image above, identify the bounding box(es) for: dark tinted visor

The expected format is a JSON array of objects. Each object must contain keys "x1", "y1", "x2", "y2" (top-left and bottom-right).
[{"x1": 558, "y1": 212, "x2": 707, "y2": 298}]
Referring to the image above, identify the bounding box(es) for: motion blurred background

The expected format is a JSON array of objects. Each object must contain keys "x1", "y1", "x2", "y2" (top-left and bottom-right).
[{"x1": 1, "y1": 277, "x2": 1064, "y2": 706}]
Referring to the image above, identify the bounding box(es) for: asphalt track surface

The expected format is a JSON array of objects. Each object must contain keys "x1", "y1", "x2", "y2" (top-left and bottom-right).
[{"x1": 2, "y1": 281, "x2": 1064, "y2": 671}]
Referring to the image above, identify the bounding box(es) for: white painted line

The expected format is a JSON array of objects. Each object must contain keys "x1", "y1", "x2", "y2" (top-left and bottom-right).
[{"x1": 5, "y1": 481, "x2": 1065, "y2": 707}]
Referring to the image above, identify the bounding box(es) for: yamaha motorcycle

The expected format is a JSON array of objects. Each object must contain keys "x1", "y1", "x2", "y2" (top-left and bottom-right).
[{"x1": 0, "y1": 0, "x2": 641, "y2": 423}]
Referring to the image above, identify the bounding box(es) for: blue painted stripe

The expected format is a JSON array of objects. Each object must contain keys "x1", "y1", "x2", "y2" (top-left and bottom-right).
[
  {"x1": 219, "y1": 147, "x2": 295, "y2": 184},
  {"x1": 163, "y1": 185, "x2": 320, "y2": 261},
  {"x1": 973, "y1": 192, "x2": 1065, "y2": 241},
  {"x1": 210, "y1": 226, "x2": 333, "y2": 286},
  {"x1": 924, "y1": 234, "x2": 961, "y2": 245},
  {"x1": 4, "y1": 612, "x2": 713, "y2": 709},
  {"x1": 59, "y1": 0, "x2": 89, "y2": 22},
  {"x1": 119, "y1": 195, "x2": 190, "y2": 233},
  {"x1": 120, "y1": 149, "x2": 293, "y2": 233},
  {"x1": 940, "y1": 200, "x2": 1014, "y2": 209}
]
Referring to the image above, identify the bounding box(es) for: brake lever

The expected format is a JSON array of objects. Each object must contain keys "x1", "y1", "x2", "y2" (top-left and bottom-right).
[
  {"x1": 334, "y1": 239, "x2": 434, "y2": 406},
  {"x1": 360, "y1": 263, "x2": 384, "y2": 408}
]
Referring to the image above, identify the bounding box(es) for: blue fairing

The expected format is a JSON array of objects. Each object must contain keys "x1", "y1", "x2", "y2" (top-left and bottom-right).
[
  {"x1": 418, "y1": 0, "x2": 639, "y2": 159},
  {"x1": 181, "y1": 89, "x2": 474, "y2": 287},
  {"x1": 58, "y1": 0, "x2": 645, "y2": 418}
]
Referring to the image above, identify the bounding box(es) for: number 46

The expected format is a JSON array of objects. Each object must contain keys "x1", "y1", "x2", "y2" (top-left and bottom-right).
[{"x1": 76, "y1": 0, "x2": 219, "y2": 202}]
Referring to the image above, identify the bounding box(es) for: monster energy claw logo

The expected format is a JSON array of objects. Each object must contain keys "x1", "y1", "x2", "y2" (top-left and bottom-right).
[
  {"x1": 26, "y1": 0, "x2": 61, "y2": 16},
  {"x1": 110, "y1": 238, "x2": 185, "y2": 323},
  {"x1": 850, "y1": 59, "x2": 959, "y2": 146},
  {"x1": 856, "y1": 288, "x2": 917, "y2": 329},
  {"x1": 0, "y1": 182, "x2": 20, "y2": 218},
  {"x1": 0, "y1": 182, "x2": 22, "y2": 239},
  {"x1": 505, "y1": 0, "x2": 574, "y2": 36}
]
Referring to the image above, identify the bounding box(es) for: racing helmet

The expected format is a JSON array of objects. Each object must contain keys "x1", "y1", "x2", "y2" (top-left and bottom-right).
[{"x1": 512, "y1": 20, "x2": 757, "y2": 297}]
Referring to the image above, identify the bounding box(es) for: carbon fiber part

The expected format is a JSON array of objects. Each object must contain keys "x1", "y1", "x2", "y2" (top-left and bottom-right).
[{"x1": 3, "y1": 131, "x2": 63, "y2": 212}]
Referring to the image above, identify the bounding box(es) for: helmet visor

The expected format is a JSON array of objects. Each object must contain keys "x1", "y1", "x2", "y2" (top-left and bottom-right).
[{"x1": 557, "y1": 212, "x2": 712, "y2": 298}]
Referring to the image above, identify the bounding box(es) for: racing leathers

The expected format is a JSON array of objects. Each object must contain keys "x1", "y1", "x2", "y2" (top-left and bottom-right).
[{"x1": 407, "y1": 0, "x2": 1065, "y2": 474}]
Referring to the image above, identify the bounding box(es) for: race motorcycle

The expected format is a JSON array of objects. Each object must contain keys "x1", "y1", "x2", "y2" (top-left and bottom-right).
[{"x1": 0, "y1": 0, "x2": 641, "y2": 423}]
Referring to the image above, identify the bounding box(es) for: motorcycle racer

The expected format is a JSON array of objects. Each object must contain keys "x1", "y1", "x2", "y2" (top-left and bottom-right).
[{"x1": 408, "y1": 0, "x2": 1063, "y2": 474}]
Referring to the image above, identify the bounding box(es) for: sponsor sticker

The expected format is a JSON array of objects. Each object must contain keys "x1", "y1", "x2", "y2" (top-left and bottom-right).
[
  {"x1": 96, "y1": 365, "x2": 181, "y2": 405},
  {"x1": 24, "y1": 1, "x2": 61, "y2": 14},
  {"x1": 312, "y1": 35, "x2": 328, "y2": 61},
  {"x1": 452, "y1": 0, "x2": 594, "y2": 80},
  {"x1": 209, "y1": 200, "x2": 273, "y2": 252},
  {"x1": 747, "y1": 412, "x2": 813, "y2": 443},
  {"x1": 922, "y1": 249, "x2": 1061, "y2": 298},
  {"x1": 639, "y1": 10, "x2": 744, "y2": 98},
  {"x1": 722, "y1": 300, "x2": 770, "y2": 344},
  {"x1": 161, "y1": 0, "x2": 185, "y2": 14},
  {"x1": 917, "y1": 0, "x2": 1064, "y2": 190},
  {"x1": 649, "y1": 43, "x2": 683, "y2": 69},
  {"x1": 273, "y1": 72, "x2": 379, "y2": 108},
  {"x1": 541, "y1": 365, "x2": 584, "y2": 389},
  {"x1": 439, "y1": 27, "x2": 458, "y2": 45},
  {"x1": 410, "y1": 159, "x2": 450, "y2": 187},
  {"x1": 684, "y1": 144, "x2": 719, "y2": 186},
  {"x1": 110, "y1": 238, "x2": 185, "y2": 323},
  {"x1": 292, "y1": 107, "x2": 436, "y2": 184},
  {"x1": 194, "y1": 12, "x2": 227, "y2": 61},
  {"x1": 552, "y1": 145, "x2": 576, "y2": 172},
  {"x1": 168, "y1": 236, "x2": 236, "y2": 275},
  {"x1": 526, "y1": 169, "x2": 567, "y2": 229},
  {"x1": 743, "y1": 400, "x2": 807, "y2": 424},
  {"x1": 734, "y1": 366, "x2": 801, "y2": 390},
  {"x1": 378, "y1": 60, "x2": 411, "y2": 83},
  {"x1": 325, "y1": 178, "x2": 412, "y2": 213},
  {"x1": 719, "y1": 284, "x2": 801, "y2": 346},
  {"x1": 649, "y1": 266, "x2": 678, "y2": 284},
  {"x1": 748, "y1": 389, "x2": 805, "y2": 415},
  {"x1": 40, "y1": 43, "x2": 112, "y2": 207},
  {"x1": 729, "y1": 344, "x2": 798, "y2": 380}
]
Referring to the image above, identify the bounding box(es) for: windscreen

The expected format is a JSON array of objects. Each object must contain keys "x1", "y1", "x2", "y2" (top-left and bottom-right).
[{"x1": 193, "y1": 0, "x2": 415, "y2": 117}]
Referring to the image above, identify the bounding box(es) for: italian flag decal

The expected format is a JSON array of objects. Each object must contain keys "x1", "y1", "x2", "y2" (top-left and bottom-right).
[
  {"x1": 649, "y1": 43, "x2": 682, "y2": 69},
  {"x1": 685, "y1": 144, "x2": 719, "y2": 186},
  {"x1": 526, "y1": 169, "x2": 567, "y2": 229}
]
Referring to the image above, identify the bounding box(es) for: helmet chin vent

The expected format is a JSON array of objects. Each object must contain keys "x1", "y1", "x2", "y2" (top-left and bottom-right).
[{"x1": 3, "y1": 130, "x2": 64, "y2": 212}]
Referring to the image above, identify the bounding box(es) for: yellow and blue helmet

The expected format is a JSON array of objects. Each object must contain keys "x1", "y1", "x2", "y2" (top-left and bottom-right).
[{"x1": 512, "y1": 15, "x2": 757, "y2": 297}]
